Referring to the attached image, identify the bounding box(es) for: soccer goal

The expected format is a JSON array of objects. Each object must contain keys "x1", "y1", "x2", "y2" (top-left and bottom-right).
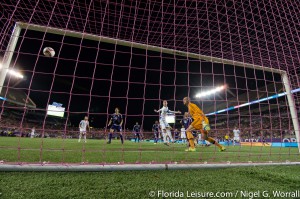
[{"x1": 0, "y1": 16, "x2": 299, "y2": 170}]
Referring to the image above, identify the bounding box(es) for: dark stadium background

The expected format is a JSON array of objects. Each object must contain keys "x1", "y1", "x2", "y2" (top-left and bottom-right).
[{"x1": 5, "y1": 28, "x2": 282, "y2": 131}]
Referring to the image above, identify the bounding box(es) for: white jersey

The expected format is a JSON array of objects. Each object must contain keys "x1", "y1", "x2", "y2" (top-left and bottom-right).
[
  {"x1": 233, "y1": 129, "x2": 240, "y2": 138},
  {"x1": 158, "y1": 106, "x2": 174, "y2": 129},
  {"x1": 159, "y1": 106, "x2": 171, "y2": 120},
  {"x1": 79, "y1": 120, "x2": 89, "y2": 132},
  {"x1": 31, "y1": 128, "x2": 35, "y2": 136},
  {"x1": 180, "y1": 128, "x2": 186, "y2": 139}
]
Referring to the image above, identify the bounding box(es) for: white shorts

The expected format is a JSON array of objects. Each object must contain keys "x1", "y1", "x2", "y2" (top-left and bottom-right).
[
  {"x1": 234, "y1": 137, "x2": 240, "y2": 142},
  {"x1": 80, "y1": 130, "x2": 86, "y2": 135},
  {"x1": 180, "y1": 133, "x2": 186, "y2": 139},
  {"x1": 159, "y1": 119, "x2": 170, "y2": 130}
]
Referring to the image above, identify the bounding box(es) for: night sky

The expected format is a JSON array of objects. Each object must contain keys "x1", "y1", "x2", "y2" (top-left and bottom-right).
[{"x1": 3, "y1": 28, "x2": 283, "y2": 130}]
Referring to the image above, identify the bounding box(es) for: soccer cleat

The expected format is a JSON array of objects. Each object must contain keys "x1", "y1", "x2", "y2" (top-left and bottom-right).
[
  {"x1": 220, "y1": 146, "x2": 226, "y2": 152},
  {"x1": 107, "y1": 141, "x2": 111, "y2": 144},
  {"x1": 185, "y1": 147, "x2": 196, "y2": 152},
  {"x1": 164, "y1": 143, "x2": 170, "y2": 146}
]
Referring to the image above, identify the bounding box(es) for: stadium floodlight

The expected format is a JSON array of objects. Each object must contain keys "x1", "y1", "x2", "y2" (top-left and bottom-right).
[
  {"x1": 8, "y1": 69, "x2": 24, "y2": 79},
  {"x1": 195, "y1": 85, "x2": 226, "y2": 98}
]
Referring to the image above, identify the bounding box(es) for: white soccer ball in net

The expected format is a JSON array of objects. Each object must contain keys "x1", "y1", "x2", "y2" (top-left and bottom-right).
[{"x1": 43, "y1": 47, "x2": 55, "y2": 57}]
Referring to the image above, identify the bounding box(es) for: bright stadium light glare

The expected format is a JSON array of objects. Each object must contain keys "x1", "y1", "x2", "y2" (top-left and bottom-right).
[
  {"x1": 195, "y1": 85, "x2": 226, "y2": 98},
  {"x1": 8, "y1": 69, "x2": 24, "y2": 79}
]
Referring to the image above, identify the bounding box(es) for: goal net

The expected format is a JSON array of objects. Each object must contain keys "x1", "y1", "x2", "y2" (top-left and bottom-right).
[{"x1": 0, "y1": 1, "x2": 299, "y2": 170}]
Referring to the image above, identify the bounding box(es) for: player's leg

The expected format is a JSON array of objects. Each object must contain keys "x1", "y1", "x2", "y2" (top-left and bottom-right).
[
  {"x1": 137, "y1": 133, "x2": 140, "y2": 142},
  {"x1": 160, "y1": 123, "x2": 169, "y2": 146},
  {"x1": 185, "y1": 125, "x2": 196, "y2": 151},
  {"x1": 83, "y1": 132, "x2": 87, "y2": 143},
  {"x1": 166, "y1": 127, "x2": 173, "y2": 143},
  {"x1": 78, "y1": 132, "x2": 82, "y2": 142},
  {"x1": 118, "y1": 127, "x2": 124, "y2": 144},
  {"x1": 107, "y1": 128, "x2": 114, "y2": 144},
  {"x1": 203, "y1": 132, "x2": 225, "y2": 151}
]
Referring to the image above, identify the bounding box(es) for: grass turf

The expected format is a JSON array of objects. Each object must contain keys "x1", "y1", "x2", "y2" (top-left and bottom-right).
[
  {"x1": 0, "y1": 166, "x2": 300, "y2": 198},
  {"x1": 0, "y1": 137, "x2": 299, "y2": 164}
]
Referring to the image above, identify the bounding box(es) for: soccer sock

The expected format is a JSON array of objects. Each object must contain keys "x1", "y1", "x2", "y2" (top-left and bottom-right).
[
  {"x1": 108, "y1": 133, "x2": 112, "y2": 142},
  {"x1": 162, "y1": 131, "x2": 167, "y2": 143},
  {"x1": 186, "y1": 131, "x2": 195, "y2": 149},
  {"x1": 78, "y1": 134, "x2": 82, "y2": 142},
  {"x1": 207, "y1": 137, "x2": 222, "y2": 149},
  {"x1": 166, "y1": 129, "x2": 173, "y2": 142},
  {"x1": 120, "y1": 134, "x2": 124, "y2": 144},
  {"x1": 84, "y1": 135, "x2": 86, "y2": 142}
]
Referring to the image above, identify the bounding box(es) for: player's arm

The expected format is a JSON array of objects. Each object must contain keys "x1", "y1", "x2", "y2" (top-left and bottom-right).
[
  {"x1": 170, "y1": 110, "x2": 181, "y2": 114},
  {"x1": 107, "y1": 118, "x2": 112, "y2": 127},
  {"x1": 154, "y1": 108, "x2": 162, "y2": 113},
  {"x1": 120, "y1": 116, "x2": 123, "y2": 126},
  {"x1": 79, "y1": 121, "x2": 82, "y2": 128}
]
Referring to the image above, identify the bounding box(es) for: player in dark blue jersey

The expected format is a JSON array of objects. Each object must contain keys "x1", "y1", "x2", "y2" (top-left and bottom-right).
[
  {"x1": 133, "y1": 122, "x2": 141, "y2": 143},
  {"x1": 180, "y1": 112, "x2": 193, "y2": 130},
  {"x1": 107, "y1": 107, "x2": 124, "y2": 144},
  {"x1": 180, "y1": 112, "x2": 195, "y2": 146},
  {"x1": 152, "y1": 120, "x2": 160, "y2": 144}
]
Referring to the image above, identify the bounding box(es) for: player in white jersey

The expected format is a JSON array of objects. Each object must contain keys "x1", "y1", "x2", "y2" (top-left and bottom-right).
[
  {"x1": 78, "y1": 116, "x2": 90, "y2": 143},
  {"x1": 30, "y1": 127, "x2": 35, "y2": 138},
  {"x1": 180, "y1": 125, "x2": 187, "y2": 144},
  {"x1": 233, "y1": 126, "x2": 241, "y2": 146},
  {"x1": 154, "y1": 100, "x2": 181, "y2": 146}
]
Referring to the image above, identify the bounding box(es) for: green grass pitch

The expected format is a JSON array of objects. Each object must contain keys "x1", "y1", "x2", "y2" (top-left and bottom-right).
[
  {"x1": 0, "y1": 137, "x2": 299, "y2": 164},
  {"x1": 0, "y1": 137, "x2": 300, "y2": 198}
]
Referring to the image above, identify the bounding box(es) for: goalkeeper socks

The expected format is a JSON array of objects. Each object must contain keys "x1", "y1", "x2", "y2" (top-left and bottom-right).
[
  {"x1": 186, "y1": 131, "x2": 195, "y2": 149},
  {"x1": 188, "y1": 139, "x2": 195, "y2": 148},
  {"x1": 207, "y1": 137, "x2": 222, "y2": 149}
]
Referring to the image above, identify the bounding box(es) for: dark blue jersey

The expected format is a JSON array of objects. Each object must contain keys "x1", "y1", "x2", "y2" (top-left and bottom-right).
[
  {"x1": 181, "y1": 117, "x2": 192, "y2": 129},
  {"x1": 111, "y1": 113, "x2": 123, "y2": 126},
  {"x1": 152, "y1": 124, "x2": 160, "y2": 132},
  {"x1": 133, "y1": 125, "x2": 140, "y2": 132}
]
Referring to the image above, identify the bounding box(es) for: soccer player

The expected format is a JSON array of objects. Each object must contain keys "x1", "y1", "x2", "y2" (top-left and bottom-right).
[
  {"x1": 30, "y1": 127, "x2": 35, "y2": 138},
  {"x1": 233, "y1": 126, "x2": 241, "y2": 146},
  {"x1": 107, "y1": 107, "x2": 124, "y2": 144},
  {"x1": 152, "y1": 121, "x2": 160, "y2": 144},
  {"x1": 182, "y1": 97, "x2": 225, "y2": 152},
  {"x1": 180, "y1": 112, "x2": 193, "y2": 130},
  {"x1": 261, "y1": 132, "x2": 270, "y2": 146},
  {"x1": 180, "y1": 125, "x2": 187, "y2": 144},
  {"x1": 133, "y1": 122, "x2": 141, "y2": 143},
  {"x1": 174, "y1": 129, "x2": 179, "y2": 143},
  {"x1": 224, "y1": 133, "x2": 230, "y2": 146},
  {"x1": 78, "y1": 116, "x2": 89, "y2": 143},
  {"x1": 154, "y1": 100, "x2": 181, "y2": 146}
]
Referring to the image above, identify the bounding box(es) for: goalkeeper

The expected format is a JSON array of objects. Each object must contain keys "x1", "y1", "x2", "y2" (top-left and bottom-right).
[{"x1": 183, "y1": 97, "x2": 225, "y2": 152}]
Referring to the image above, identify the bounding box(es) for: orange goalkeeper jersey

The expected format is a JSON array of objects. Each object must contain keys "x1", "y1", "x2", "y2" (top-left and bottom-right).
[{"x1": 188, "y1": 102, "x2": 206, "y2": 120}]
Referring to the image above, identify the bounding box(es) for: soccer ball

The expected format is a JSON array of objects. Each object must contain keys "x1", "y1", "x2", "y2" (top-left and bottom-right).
[{"x1": 43, "y1": 47, "x2": 55, "y2": 57}]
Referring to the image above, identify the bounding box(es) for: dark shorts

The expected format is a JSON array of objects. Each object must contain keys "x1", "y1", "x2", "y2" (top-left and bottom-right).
[
  {"x1": 111, "y1": 124, "x2": 122, "y2": 132},
  {"x1": 135, "y1": 132, "x2": 140, "y2": 137},
  {"x1": 154, "y1": 132, "x2": 159, "y2": 138},
  {"x1": 192, "y1": 131, "x2": 198, "y2": 137}
]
